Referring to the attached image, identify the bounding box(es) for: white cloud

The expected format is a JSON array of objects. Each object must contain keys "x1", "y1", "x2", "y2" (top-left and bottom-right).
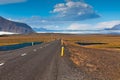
[
  {"x1": 10, "y1": 16, "x2": 70, "y2": 30},
  {"x1": 51, "y1": 0, "x2": 100, "y2": 21},
  {"x1": 67, "y1": 20, "x2": 120, "y2": 30},
  {"x1": 67, "y1": 23, "x2": 91, "y2": 30},
  {"x1": 96, "y1": 20, "x2": 120, "y2": 29},
  {"x1": 0, "y1": 0, "x2": 27, "y2": 5},
  {"x1": 8, "y1": 16, "x2": 120, "y2": 30}
]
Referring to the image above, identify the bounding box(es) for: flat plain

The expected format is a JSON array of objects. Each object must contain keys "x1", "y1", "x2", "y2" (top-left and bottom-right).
[{"x1": 0, "y1": 33, "x2": 120, "y2": 80}]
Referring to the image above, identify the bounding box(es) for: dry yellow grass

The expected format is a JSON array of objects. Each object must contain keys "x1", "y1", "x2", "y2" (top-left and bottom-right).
[
  {"x1": 64, "y1": 41, "x2": 120, "y2": 80},
  {"x1": 62, "y1": 34, "x2": 120, "y2": 51},
  {"x1": 0, "y1": 34, "x2": 56, "y2": 46},
  {"x1": 0, "y1": 34, "x2": 120, "y2": 51}
]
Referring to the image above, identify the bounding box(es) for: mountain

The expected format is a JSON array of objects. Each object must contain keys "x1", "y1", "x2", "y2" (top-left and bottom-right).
[
  {"x1": 33, "y1": 28, "x2": 47, "y2": 32},
  {"x1": 105, "y1": 24, "x2": 120, "y2": 30},
  {"x1": 111, "y1": 24, "x2": 120, "y2": 30},
  {"x1": 0, "y1": 16, "x2": 35, "y2": 34}
]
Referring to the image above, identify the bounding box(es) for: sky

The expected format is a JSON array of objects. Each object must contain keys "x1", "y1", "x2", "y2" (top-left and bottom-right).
[{"x1": 0, "y1": 0, "x2": 120, "y2": 30}]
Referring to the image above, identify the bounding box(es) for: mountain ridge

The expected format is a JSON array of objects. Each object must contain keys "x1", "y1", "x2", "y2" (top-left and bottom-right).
[
  {"x1": 111, "y1": 24, "x2": 120, "y2": 30},
  {"x1": 0, "y1": 16, "x2": 35, "y2": 34},
  {"x1": 105, "y1": 24, "x2": 120, "y2": 30}
]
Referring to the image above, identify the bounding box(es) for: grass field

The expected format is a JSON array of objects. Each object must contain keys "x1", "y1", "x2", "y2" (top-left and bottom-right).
[
  {"x1": 1, "y1": 34, "x2": 120, "y2": 51},
  {"x1": 62, "y1": 34, "x2": 120, "y2": 80},
  {"x1": 64, "y1": 41, "x2": 120, "y2": 80}
]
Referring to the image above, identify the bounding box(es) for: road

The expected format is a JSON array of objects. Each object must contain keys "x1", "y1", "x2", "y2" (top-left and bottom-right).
[{"x1": 0, "y1": 40, "x2": 84, "y2": 80}]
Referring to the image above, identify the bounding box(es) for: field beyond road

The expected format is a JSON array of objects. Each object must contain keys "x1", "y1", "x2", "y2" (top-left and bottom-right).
[
  {"x1": 0, "y1": 34, "x2": 120, "y2": 51},
  {"x1": 0, "y1": 33, "x2": 120, "y2": 80}
]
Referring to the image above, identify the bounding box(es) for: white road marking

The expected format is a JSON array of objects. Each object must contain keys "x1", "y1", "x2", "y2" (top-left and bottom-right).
[
  {"x1": 0, "y1": 63, "x2": 4, "y2": 66},
  {"x1": 33, "y1": 49, "x2": 37, "y2": 52},
  {"x1": 21, "y1": 53, "x2": 27, "y2": 56}
]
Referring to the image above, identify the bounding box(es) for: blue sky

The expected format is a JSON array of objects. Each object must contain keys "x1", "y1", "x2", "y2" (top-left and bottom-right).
[{"x1": 0, "y1": 0, "x2": 120, "y2": 30}]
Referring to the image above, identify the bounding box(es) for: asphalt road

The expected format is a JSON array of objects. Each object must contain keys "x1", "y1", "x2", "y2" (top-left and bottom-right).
[
  {"x1": 0, "y1": 40, "x2": 84, "y2": 80},
  {"x1": 0, "y1": 40, "x2": 59, "y2": 80}
]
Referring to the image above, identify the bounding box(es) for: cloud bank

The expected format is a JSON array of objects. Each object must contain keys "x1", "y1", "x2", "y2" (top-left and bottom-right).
[
  {"x1": 67, "y1": 20, "x2": 120, "y2": 30},
  {"x1": 0, "y1": 0, "x2": 27, "y2": 5},
  {"x1": 67, "y1": 23, "x2": 91, "y2": 30},
  {"x1": 51, "y1": 0, "x2": 100, "y2": 21},
  {"x1": 14, "y1": 17, "x2": 120, "y2": 30},
  {"x1": 96, "y1": 21, "x2": 120, "y2": 29}
]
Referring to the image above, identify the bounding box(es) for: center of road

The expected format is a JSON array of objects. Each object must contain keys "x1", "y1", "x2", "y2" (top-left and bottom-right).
[{"x1": 33, "y1": 49, "x2": 37, "y2": 52}]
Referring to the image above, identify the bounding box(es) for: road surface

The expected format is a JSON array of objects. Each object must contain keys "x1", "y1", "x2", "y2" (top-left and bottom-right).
[{"x1": 0, "y1": 40, "x2": 84, "y2": 80}]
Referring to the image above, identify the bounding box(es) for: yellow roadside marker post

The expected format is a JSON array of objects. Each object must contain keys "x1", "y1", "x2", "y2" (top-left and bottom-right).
[
  {"x1": 61, "y1": 39, "x2": 64, "y2": 57},
  {"x1": 61, "y1": 46, "x2": 64, "y2": 57}
]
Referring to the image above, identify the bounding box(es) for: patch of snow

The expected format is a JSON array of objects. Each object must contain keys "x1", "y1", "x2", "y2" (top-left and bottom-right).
[{"x1": 0, "y1": 31, "x2": 17, "y2": 35}]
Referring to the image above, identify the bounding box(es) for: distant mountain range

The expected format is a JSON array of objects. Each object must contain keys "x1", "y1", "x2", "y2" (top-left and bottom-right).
[
  {"x1": 33, "y1": 28, "x2": 48, "y2": 32},
  {"x1": 34, "y1": 26, "x2": 120, "y2": 34},
  {"x1": 0, "y1": 16, "x2": 120, "y2": 34},
  {"x1": 0, "y1": 16, "x2": 35, "y2": 34},
  {"x1": 105, "y1": 24, "x2": 120, "y2": 30}
]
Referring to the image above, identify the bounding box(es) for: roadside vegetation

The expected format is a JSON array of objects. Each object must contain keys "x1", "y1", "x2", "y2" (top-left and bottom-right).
[
  {"x1": 0, "y1": 34, "x2": 120, "y2": 51},
  {"x1": 64, "y1": 41, "x2": 120, "y2": 80}
]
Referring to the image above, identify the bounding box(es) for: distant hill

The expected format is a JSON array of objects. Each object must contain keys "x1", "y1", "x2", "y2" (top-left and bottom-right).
[
  {"x1": 105, "y1": 24, "x2": 120, "y2": 30},
  {"x1": 0, "y1": 16, "x2": 35, "y2": 34},
  {"x1": 33, "y1": 28, "x2": 47, "y2": 32},
  {"x1": 111, "y1": 24, "x2": 120, "y2": 30}
]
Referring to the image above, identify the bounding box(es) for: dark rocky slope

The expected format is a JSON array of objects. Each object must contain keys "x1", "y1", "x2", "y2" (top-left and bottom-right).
[{"x1": 0, "y1": 16, "x2": 35, "y2": 34}]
